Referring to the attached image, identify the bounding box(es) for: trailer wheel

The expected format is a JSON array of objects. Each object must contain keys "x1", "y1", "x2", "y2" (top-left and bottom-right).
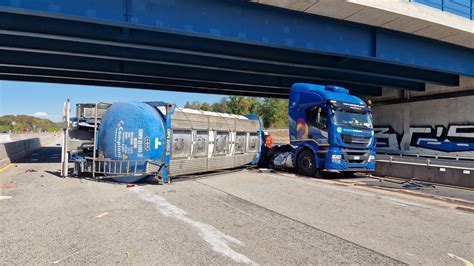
[{"x1": 297, "y1": 150, "x2": 317, "y2": 177}]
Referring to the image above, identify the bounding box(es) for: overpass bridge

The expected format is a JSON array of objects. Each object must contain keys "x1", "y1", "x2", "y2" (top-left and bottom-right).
[{"x1": 0, "y1": 0, "x2": 472, "y2": 97}]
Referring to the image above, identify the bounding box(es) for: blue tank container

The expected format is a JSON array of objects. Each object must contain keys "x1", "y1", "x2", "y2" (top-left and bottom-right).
[{"x1": 98, "y1": 102, "x2": 166, "y2": 182}]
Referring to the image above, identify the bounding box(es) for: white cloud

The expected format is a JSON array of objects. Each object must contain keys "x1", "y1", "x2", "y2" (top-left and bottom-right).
[{"x1": 33, "y1": 112, "x2": 49, "y2": 118}]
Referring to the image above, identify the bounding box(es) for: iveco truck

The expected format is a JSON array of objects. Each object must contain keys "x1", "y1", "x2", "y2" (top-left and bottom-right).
[{"x1": 265, "y1": 83, "x2": 376, "y2": 177}]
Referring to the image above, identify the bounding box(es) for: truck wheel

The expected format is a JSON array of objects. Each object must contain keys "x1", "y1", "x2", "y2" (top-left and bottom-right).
[{"x1": 297, "y1": 150, "x2": 317, "y2": 177}]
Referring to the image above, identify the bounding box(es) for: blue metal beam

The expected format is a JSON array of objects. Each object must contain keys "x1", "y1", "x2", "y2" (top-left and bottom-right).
[
  {"x1": 0, "y1": 0, "x2": 472, "y2": 76},
  {"x1": 0, "y1": 11, "x2": 458, "y2": 87},
  {"x1": 0, "y1": 30, "x2": 427, "y2": 90},
  {"x1": 0, "y1": 50, "x2": 383, "y2": 96}
]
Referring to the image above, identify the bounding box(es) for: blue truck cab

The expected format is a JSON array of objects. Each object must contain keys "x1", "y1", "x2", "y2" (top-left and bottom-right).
[{"x1": 288, "y1": 83, "x2": 376, "y2": 177}]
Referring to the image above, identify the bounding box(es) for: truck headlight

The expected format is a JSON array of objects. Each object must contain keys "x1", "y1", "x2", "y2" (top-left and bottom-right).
[
  {"x1": 368, "y1": 155, "x2": 375, "y2": 162},
  {"x1": 332, "y1": 154, "x2": 342, "y2": 163}
]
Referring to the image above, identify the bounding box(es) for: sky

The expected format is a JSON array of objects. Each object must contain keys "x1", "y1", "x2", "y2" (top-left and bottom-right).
[{"x1": 0, "y1": 81, "x2": 224, "y2": 122}]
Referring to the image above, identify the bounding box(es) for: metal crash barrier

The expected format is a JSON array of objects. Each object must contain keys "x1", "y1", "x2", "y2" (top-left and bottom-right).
[{"x1": 375, "y1": 154, "x2": 474, "y2": 188}]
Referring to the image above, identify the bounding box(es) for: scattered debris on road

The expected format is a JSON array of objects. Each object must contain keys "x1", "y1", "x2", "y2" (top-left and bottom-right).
[
  {"x1": 0, "y1": 184, "x2": 16, "y2": 189},
  {"x1": 401, "y1": 179, "x2": 436, "y2": 190}
]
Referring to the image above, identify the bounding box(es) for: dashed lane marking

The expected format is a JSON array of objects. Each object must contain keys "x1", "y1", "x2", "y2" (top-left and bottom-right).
[{"x1": 0, "y1": 196, "x2": 12, "y2": 200}]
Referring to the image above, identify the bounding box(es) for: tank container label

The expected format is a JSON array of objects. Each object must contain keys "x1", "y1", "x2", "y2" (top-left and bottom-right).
[{"x1": 114, "y1": 126, "x2": 145, "y2": 158}]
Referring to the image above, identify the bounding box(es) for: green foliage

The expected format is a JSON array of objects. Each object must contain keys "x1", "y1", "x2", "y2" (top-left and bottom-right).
[
  {"x1": 182, "y1": 96, "x2": 288, "y2": 129},
  {"x1": 0, "y1": 115, "x2": 61, "y2": 133}
]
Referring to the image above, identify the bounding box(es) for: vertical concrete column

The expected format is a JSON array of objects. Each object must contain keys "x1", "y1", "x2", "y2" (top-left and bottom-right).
[{"x1": 402, "y1": 105, "x2": 410, "y2": 151}]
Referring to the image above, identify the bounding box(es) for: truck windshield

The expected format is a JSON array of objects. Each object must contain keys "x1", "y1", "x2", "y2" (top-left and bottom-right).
[{"x1": 332, "y1": 110, "x2": 373, "y2": 129}]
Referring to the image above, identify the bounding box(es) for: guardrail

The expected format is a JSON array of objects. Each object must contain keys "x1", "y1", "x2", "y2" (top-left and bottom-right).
[
  {"x1": 411, "y1": 0, "x2": 473, "y2": 20},
  {"x1": 377, "y1": 151, "x2": 474, "y2": 161},
  {"x1": 375, "y1": 154, "x2": 474, "y2": 188}
]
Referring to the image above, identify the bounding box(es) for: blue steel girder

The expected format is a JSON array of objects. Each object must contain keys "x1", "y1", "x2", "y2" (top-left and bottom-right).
[
  {"x1": 0, "y1": 0, "x2": 471, "y2": 77},
  {"x1": 0, "y1": 52, "x2": 382, "y2": 97},
  {"x1": 0, "y1": 11, "x2": 460, "y2": 90},
  {"x1": 0, "y1": 26, "x2": 427, "y2": 91}
]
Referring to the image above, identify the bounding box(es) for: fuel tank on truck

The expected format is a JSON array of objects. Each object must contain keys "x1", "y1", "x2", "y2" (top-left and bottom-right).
[{"x1": 98, "y1": 102, "x2": 166, "y2": 183}]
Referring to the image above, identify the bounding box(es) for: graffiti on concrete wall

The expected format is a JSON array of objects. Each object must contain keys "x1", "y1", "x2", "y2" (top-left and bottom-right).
[{"x1": 375, "y1": 124, "x2": 474, "y2": 153}]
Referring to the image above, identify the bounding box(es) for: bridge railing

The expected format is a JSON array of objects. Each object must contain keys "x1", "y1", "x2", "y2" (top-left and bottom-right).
[{"x1": 411, "y1": 0, "x2": 473, "y2": 20}]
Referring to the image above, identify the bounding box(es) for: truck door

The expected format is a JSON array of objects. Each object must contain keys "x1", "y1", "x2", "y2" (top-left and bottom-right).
[{"x1": 306, "y1": 106, "x2": 328, "y2": 140}]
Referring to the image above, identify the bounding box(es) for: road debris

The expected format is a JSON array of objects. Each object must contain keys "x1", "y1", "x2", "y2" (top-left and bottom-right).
[
  {"x1": 402, "y1": 179, "x2": 435, "y2": 190},
  {"x1": 258, "y1": 168, "x2": 275, "y2": 173},
  {"x1": 0, "y1": 184, "x2": 16, "y2": 189}
]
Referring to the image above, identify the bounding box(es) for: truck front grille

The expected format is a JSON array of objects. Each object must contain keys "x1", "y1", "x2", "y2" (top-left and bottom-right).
[
  {"x1": 342, "y1": 149, "x2": 369, "y2": 165},
  {"x1": 342, "y1": 134, "x2": 371, "y2": 147}
]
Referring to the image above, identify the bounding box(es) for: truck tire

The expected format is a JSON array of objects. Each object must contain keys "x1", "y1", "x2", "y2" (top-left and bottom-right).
[{"x1": 297, "y1": 150, "x2": 317, "y2": 177}]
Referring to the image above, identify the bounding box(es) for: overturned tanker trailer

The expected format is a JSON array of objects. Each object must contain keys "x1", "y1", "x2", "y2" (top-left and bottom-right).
[{"x1": 61, "y1": 101, "x2": 262, "y2": 184}]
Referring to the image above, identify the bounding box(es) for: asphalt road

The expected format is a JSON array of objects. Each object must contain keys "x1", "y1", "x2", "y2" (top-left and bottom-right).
[{"x1": 1, "y1": 144, "x2": 473, "y2": 264}]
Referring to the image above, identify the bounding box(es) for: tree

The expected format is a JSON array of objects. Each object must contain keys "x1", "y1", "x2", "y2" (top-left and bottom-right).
[
  {"x1": 248, "y1": 97, "x2": 261, "y2": 114},
  {"x1": 273, "y1": 99, "x2": 289, "y2": 128},
  {"x1": 227, "y1": 96, "x2": 252, "y2": 115},
  {"x1": 200, "y1": 102, "x2": 211, "y2": 111},
  {"x1": 180, "y1": 96, "x2": 288, "y2": 129},
  {"x1": 211, "y1": 98, "x2": 229, "y2": 113},
  {"x1": 260, "y1": 98, "x2": 278, "y2": 128}
]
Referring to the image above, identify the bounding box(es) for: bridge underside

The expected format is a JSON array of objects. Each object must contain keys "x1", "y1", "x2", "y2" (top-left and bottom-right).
[{"x1": 0, "y1": 0, "x2": 471, "y2": 97}]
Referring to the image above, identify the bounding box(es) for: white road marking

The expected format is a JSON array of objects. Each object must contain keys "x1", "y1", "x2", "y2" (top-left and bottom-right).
[
  {"x1": 264, "y1": 173, "x2": 435, "y2": 210},
  {"x1": 131, "y1": 187, "x2": 254, "y2": 264},
  {"x1": 384, "y1": 198, "x2": 431, "y2": 209},
  {"x1": 264, "y1": 173, "x2": 373, "y2": 197},
  {"x1": 448, "y1": 253, "x2": 473, "y2": 266},
  {"x1": 391, "y1": 202, "x2": 409, "y2": 207},
  {"x1": 0, "y1": 196, "x2": 12, "y2": 200},
  {"x1": 52, "y1": 249, "x2": 84, "y2": 264},
  {"x1": 95, "y1": 212, "x2": 109, "y2": 218}
]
